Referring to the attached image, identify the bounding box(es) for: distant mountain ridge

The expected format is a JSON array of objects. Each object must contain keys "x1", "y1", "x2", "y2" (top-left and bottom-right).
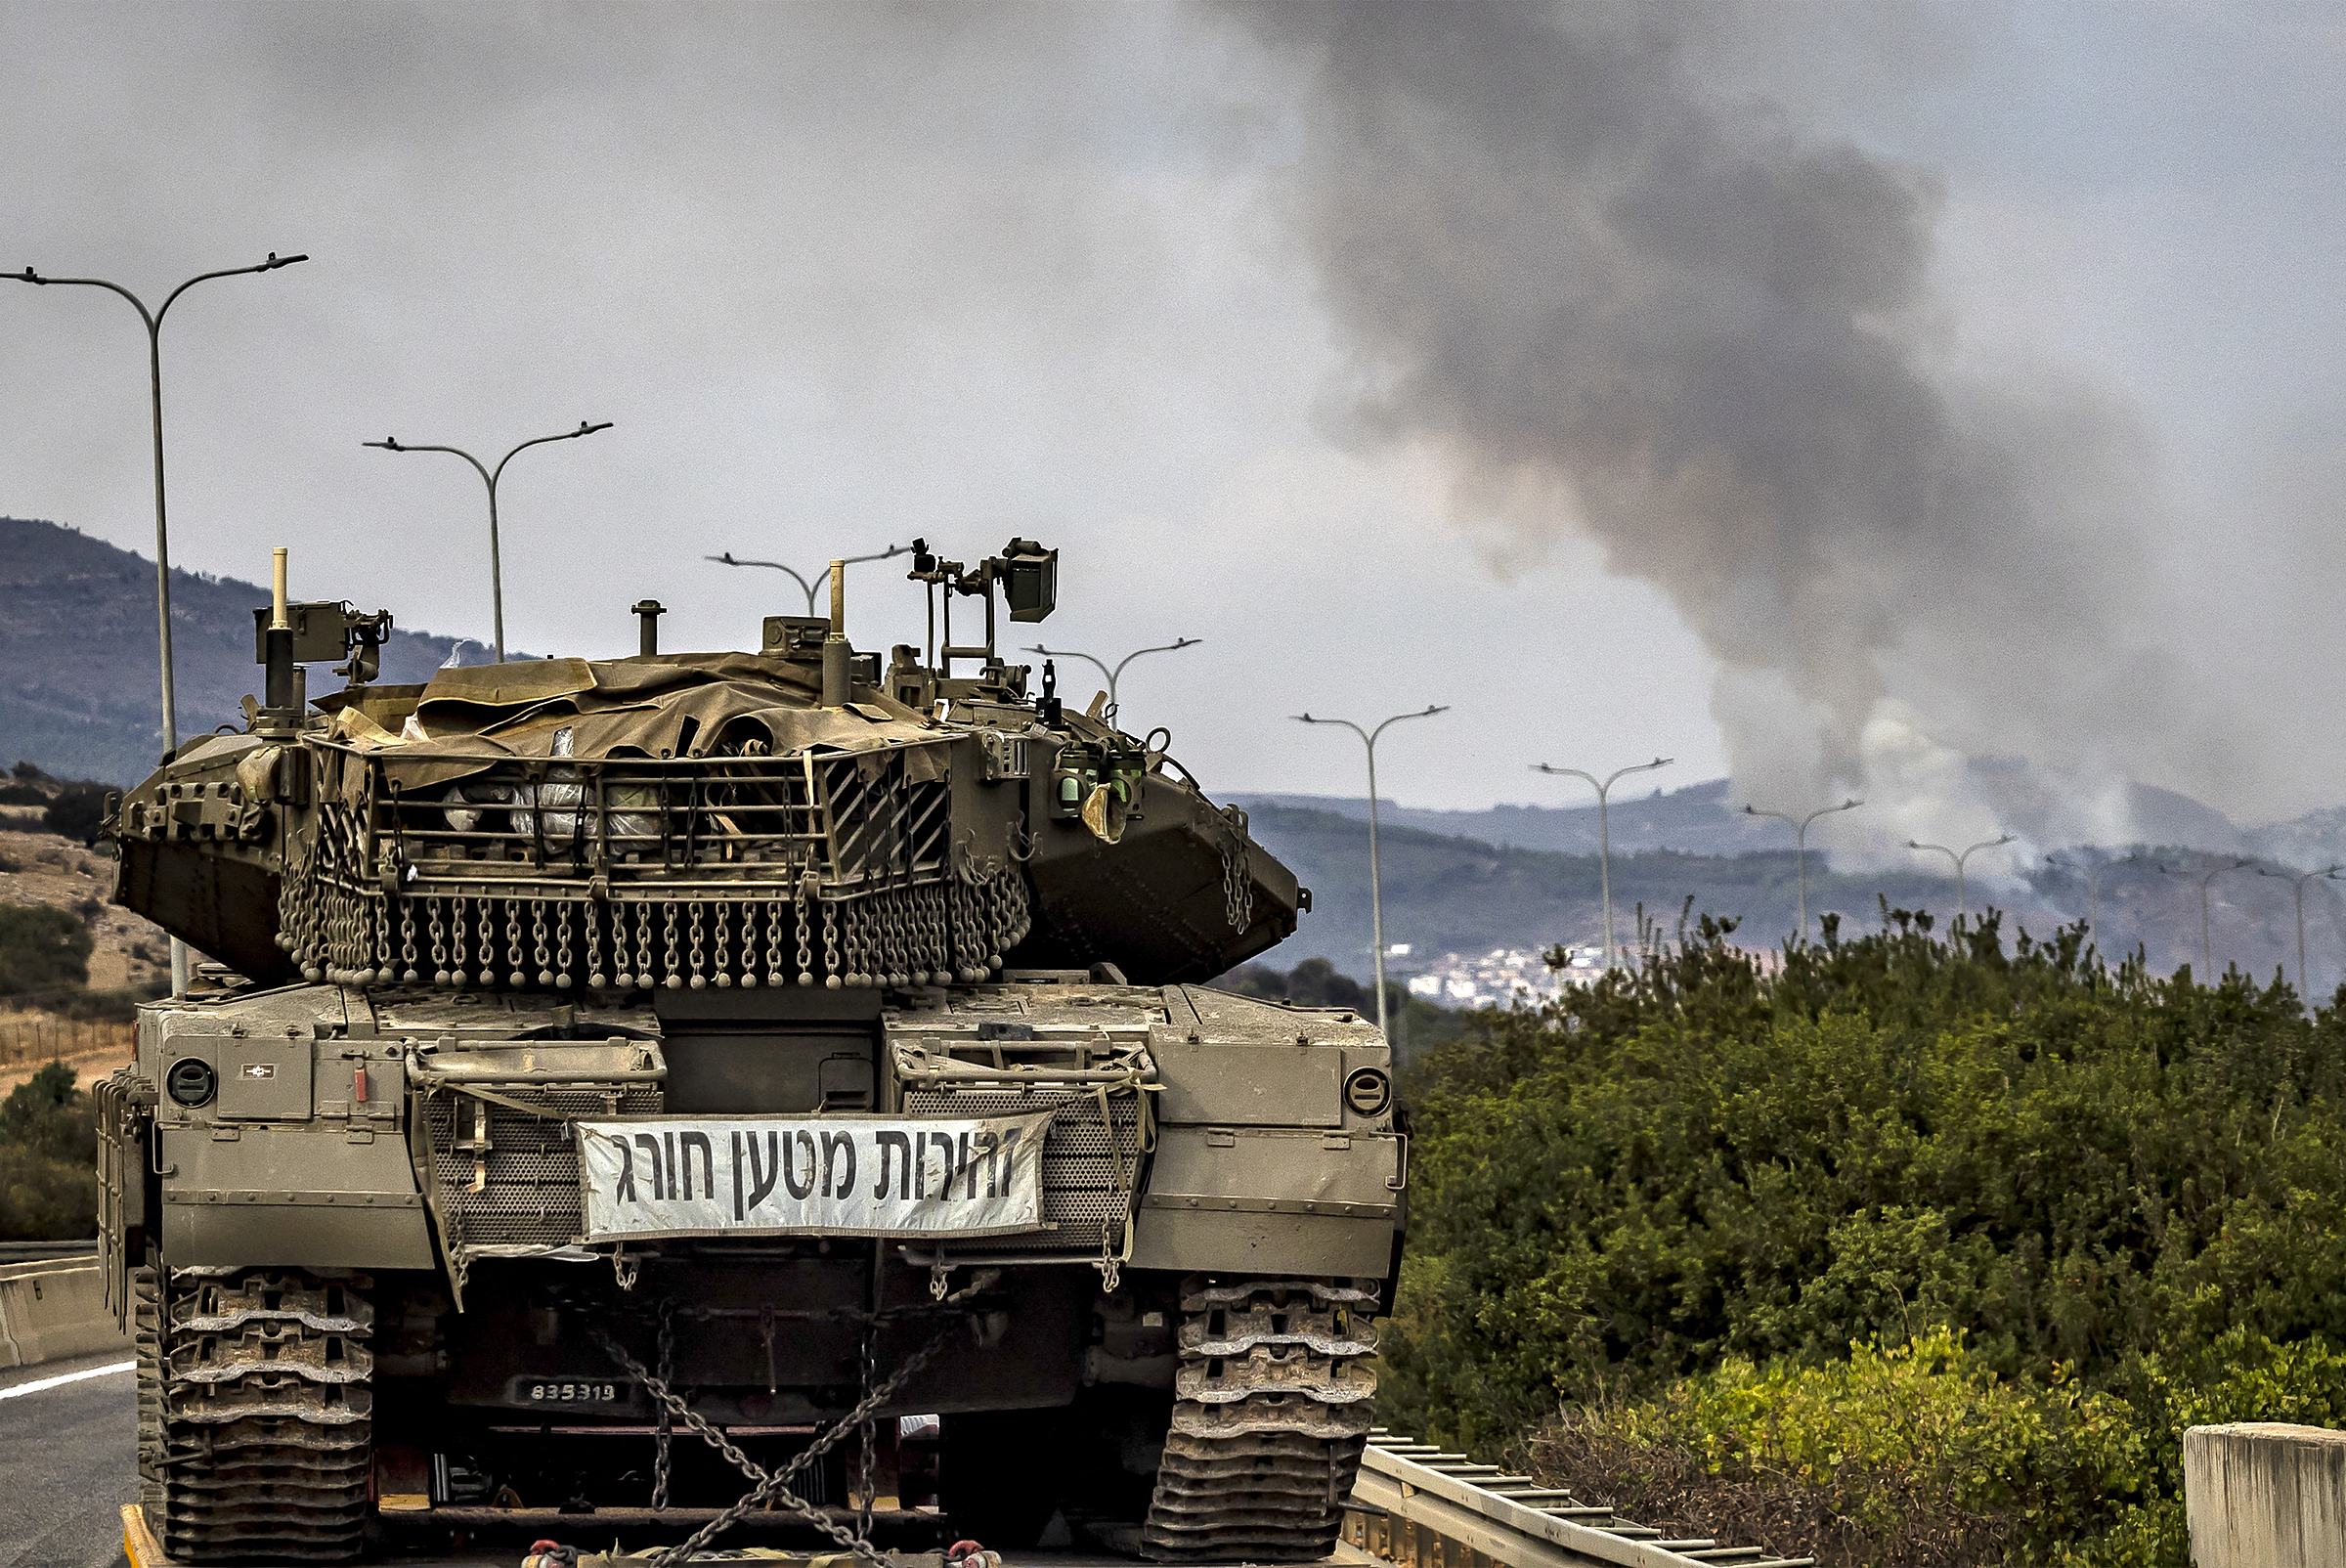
[
  {"x1": 0, "y1": 516, "x2": 469, "y2": 785},
  {"x1": 1238, "y1": 804, "x2": 2346, "y2": 1000},
  {"x1": 1238, "y1": 775, "x2": 2346, "y2": 869}
]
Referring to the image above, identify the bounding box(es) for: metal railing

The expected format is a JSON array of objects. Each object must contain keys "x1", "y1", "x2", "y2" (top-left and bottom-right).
[{"x1": 1344, "y1": 1431, "x2": 1814, "y2": 1568}]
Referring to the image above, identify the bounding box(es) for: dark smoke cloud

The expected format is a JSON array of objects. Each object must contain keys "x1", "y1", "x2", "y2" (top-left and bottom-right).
[{"x1": 1231, "y1": 1, "x2": 2195, "y2": 856}]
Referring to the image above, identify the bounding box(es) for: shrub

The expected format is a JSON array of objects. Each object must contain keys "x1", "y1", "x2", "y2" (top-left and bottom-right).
[
  {"x1": 0, "y1": 1143, "x2": 97, "y2": 1239},
  {"x1": 0, "y1": 904, "x2": 94, "y2": 997},
  {"x1": 0, "y1": 1064, "x2": 96, "y2": 1241},
  {"x1": 0, "y1": 1062, "x2": 94, "y2": 1163},
  {"x1": 42, "y1": 784, "x2": 109, "y2": 845},
  {"x1": 1530, "y1": 1330, "x2": 2152, "y2": 1566},
  {"x1": 1386, "y1": 909, "x2": 2346, "y2": 1564}
]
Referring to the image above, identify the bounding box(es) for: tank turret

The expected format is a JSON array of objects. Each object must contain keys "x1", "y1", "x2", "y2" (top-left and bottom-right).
[{"x1": 112, "y1": 540, "x2": 1298, "y2": 999}]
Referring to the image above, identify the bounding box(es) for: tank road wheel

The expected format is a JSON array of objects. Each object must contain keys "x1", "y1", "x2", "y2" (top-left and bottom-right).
[
  {"x1": 1140, "y1": 1277, "x2": 1380, "y2": 1563},
  {"x1": 152, "y1": 1269, "x2": 375, "y2": 1564}
]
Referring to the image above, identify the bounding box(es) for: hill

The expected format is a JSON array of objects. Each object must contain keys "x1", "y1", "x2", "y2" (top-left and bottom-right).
[
  {"x1": 1239, "y1": 772, "x2": 2273, "y2": 861},
  {"x1": 1238, "y1": 804, "x2": 2346, "y2": 997},
  {"x1": 0, "y1": 516, "x2": 469, "y2": 784}
]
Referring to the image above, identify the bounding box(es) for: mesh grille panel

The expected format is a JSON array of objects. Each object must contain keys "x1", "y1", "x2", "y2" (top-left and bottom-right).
[
  {"x1": 422, "y1": 1084, "x2": 662, "y2": 1255},
  {"x1": 901, "y1": 1086, "x2": 1145, "y2": 1251}
]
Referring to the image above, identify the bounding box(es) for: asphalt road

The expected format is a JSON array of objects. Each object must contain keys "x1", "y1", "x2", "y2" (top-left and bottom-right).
[{"x1": 0, "y1": 1349, "x2": 138, "y2": 1568}]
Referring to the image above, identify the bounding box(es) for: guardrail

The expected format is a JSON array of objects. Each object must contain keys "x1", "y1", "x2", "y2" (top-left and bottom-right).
[{"x1": 1344, "y1": 1432, "x2": 1813, "y2": 1568}]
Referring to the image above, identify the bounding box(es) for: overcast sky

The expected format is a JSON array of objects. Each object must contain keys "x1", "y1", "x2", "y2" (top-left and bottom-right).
[{"x1": 3, "y1": 3, "x2": 2341, "y2": 861}]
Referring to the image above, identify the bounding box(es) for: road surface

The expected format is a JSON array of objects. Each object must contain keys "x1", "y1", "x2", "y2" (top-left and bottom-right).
[
  {"x1": 0, "y1": 1363, "x2": 1329, "y2": 1568},
  {"x1": 0, "y1": 1348, "x2": 137, "y2": 1568}
]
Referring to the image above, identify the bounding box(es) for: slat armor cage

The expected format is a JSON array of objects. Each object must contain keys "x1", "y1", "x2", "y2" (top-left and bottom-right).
[{"x1": 276, "y1": 741, "x2": 1030, "y2": 991}]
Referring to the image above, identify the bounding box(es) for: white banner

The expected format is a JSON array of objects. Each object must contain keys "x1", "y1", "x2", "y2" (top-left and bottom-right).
[{"x1": 577, "y1": 1111, "x2": 1057, "y2": 1241}]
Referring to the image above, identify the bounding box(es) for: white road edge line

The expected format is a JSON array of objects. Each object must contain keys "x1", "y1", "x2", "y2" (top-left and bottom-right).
[{"x1": 0, "y1": 1360, "x2": 136, "y2": 1400}]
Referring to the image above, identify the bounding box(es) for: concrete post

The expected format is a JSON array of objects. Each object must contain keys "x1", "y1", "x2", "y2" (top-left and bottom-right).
[{"x1": 2187, "y1": 1423, "x2": 2346, "y2": 1566}]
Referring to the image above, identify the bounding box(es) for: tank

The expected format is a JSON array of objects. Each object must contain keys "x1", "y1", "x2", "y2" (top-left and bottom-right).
[{"x1": 94, "y1": 540, "x2": 1406, "y2": 1565}]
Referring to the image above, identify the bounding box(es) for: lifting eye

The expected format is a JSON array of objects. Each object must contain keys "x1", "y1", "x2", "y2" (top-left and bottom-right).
[{"x1": 166, "y1": 1058, "x2": 218, "y2": 1109}]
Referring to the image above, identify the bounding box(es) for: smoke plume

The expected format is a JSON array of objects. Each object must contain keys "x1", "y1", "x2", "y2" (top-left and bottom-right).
[{"x1": 1233, "y1": 2, "x2": 2194, "y2": 861}]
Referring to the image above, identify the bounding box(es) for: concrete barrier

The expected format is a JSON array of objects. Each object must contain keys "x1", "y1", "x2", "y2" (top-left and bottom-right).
[
  {"x1": 0, "y1": 1258, "x2": 130, "y2": 1369},
  {"x1": 2186, "y1": 1422, "x2": 2346, "y2": 1567}
]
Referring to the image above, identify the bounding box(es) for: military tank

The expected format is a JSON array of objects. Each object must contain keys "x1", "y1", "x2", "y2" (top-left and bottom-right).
[{"x1": 96, "y1": 541, "x2": 1406, "y2": 1564}]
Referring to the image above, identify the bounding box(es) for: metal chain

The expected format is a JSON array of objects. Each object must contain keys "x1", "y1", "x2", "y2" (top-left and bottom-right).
[
  {"x1": 857, "y1": 1325, "x2": 879, "y2": 1543},
  {"x1": 651, "y1": 1299, "x2": 675, "y2": 1511},
  {"x1": 767, "y1": 898, "x2": 787, "y2": 987},
  {"x1": 635, "y1": 901, "x2": 655, "y2": 989},
  {"x1": 533, "y1": 898, "x2": 552, "y2": 986},
  {"x1": 592, "y1": 1319, "x2": 957, "y2": 1568},
  {"x1": 428, "y1": 896, "x2": 448, "y2": 986},
  {"x1": 823, "y1": 899, "x2": 841, "y2": 987},
  {"x1": 505, "y1": 896, "x2": 526, "y2": 987},
  {"x1": 797, "y1": 894, "x2": 814, "y2": 985},
  {"x1": 1223, "y1": 829, "x2": 1251, "y2": 933},
  {"x1": 663, "y1": 901, "x2": 682, "y2": 989},
  {"x1": 688, "y1": 900, "x2": 707, "y2": 989},
  {"x1": 476, "y1": 896, "x2": 497, "y2": 986},
  {"x1": 555, "y1": 900, "x2": 575, "y2": 990}
]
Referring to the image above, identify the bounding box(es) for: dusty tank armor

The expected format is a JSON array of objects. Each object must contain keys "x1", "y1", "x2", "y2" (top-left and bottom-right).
[{"x1": 97, "y1": 540, "x2": 1401, "y2": 1564}]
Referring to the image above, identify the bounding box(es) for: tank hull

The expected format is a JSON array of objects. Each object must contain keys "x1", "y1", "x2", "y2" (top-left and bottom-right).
[{"x1": 100, "y1": 973, "x2": 1399, "y2": 1559}]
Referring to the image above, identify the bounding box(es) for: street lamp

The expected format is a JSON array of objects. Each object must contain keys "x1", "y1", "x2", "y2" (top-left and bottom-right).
[
  {"x1": 365, "y1": 421, "x2": 614, "y2": 663},
  {"x1": 1021, "y1": 638, "x2": 1200, "y2": 724},
  {"x1": 2044, "y1": 849, "x2": 2141, "y2": 956},
  {"x1": 11, "y1": 250, "x2": 311, "y2": 999},
  {"x1": 1742, "y1": 798, "x2": 1862, "y2": 940},
  {"x1": 1532, "y1": 756, "x2": 1673, "y2": 970},
  {"x1": 1294, "y1": 705, "x2": 1448, "y2": 1040},
  {"x1": 2156, "y1": 857, "x2": 2252, "y2": 980},
  {"x1": 2256, "y1": 862, "x2": 2344, "y2": 1003},
  {"x1": 1906, "y1": 834, "x2": 2015, "y2": 931},
  {"x1": 709, "y1": 544, "x2": 910, "y2": 617}
]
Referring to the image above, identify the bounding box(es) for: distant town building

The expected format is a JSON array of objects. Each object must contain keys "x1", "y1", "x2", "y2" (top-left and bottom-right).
[{"x1": 1403, "y1": 945, "x2": 1579, "y2": 1008}]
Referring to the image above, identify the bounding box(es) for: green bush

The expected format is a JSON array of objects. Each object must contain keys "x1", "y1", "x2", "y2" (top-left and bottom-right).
[
  {"x1": 1530, "y1": 1328, "x2": 2153, "y2": 1565},
  {"x1": 42, "y1": 783, "x2": 110, "y2": 845},
  {"x1": 0, "y1": 1064, "x2": 96, "y2": 1241},
  {"x1": 1387, "y1": 908, "x2": 2346, "y2": 1563},
  {"x1": 0, "y1": 903, "x2": 94, "y2": 997}
]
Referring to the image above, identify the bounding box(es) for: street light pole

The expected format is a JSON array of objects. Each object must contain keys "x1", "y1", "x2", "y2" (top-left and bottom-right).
[
  {"x1": 1906, "y1": 834, "x2": 2016, "y2": 931},
  {"x1": 709, "y1": 544, "x2": 910, "y2": 617},
  {"x1": 2045, "y1": 849, "x2": 2141, "y2": 956},
  {"x1": 1742, "y1": 798, "x2": 1862, "y2": 940},
  {"x1": 1295, "y1": 705, "x2": 1449, "y2": 1039},
  {"x1": 366, "y1": 421, "x2": 614, "y2": 662},
  {"x1": 1022, "y1": 638, "x2": 1201, "y2": 724},
  {"x1": 2256, "y1": 862, "x2": 2344, "y2": 1002},
  {"x1": 2156, "y1": 857, "x2": 2252, "y2": 980},
  {"x1": 11, "y1": 251, "x2": 311, "y2": 999},
  {"x1": 1532, "y1": 756, "x2": 1673, "y2": 970}
]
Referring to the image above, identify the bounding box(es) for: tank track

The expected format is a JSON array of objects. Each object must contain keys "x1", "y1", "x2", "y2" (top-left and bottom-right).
[
  {"x1": 1141, "y1": 1278, "x2": 1378, "y2": 1563},
  {"x1": 144, "y1": 1268, "x2": 375, "y2": 1564}
]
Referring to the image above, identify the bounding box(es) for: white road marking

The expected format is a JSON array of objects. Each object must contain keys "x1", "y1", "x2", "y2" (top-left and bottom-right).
[{"x1": 0, "y1": 1360, "x2": 135, "y2": 1400}]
